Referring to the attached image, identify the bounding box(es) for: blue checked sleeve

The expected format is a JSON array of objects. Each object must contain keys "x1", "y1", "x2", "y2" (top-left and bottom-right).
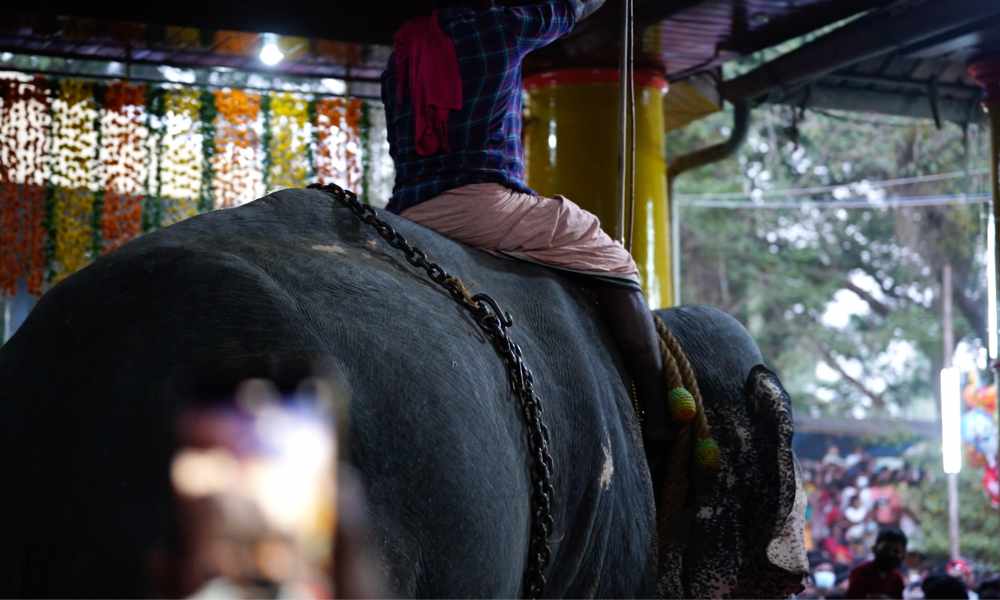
[{"x1": 499, "y1": 0, "x2": 576, "y2": 55}]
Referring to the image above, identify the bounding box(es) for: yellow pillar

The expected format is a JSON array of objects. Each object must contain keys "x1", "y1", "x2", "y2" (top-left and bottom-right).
[{"x1": 524, "y1": 69, "x2": 673, "y2": 308}]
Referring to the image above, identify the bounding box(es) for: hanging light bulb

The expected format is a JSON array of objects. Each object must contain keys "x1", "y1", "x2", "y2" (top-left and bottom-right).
[{"x1": 259, "y1": 33, "x2": 284, "y2": 67}]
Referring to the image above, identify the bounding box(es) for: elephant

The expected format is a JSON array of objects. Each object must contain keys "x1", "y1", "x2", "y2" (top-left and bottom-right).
[{"x1": 0, "y1": 187, "x2": 807, "y2": 597}]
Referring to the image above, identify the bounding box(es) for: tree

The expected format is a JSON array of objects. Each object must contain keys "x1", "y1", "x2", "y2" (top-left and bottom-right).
[{"x1": 667, "y1": 104, "x2": 991, "y2": 420}]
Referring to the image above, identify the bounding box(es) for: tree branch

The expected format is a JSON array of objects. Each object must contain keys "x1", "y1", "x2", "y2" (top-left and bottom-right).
[
  {"x1": 843, "y1": 279, "x2": 893, "y2": 318},
  {"x1": 800, "y1": 263, "x2": 897, "y2": 318},
  {"x1": 854, "y1": 263, "x2": 906, "y2": 303},
  {"x1": 810, "y1": 337, "x2": 885, "y2": 409}
]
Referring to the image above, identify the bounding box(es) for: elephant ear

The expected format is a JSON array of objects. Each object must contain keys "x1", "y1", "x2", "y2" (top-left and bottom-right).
[
  {"x1": 734, "y1": 364, "x2": 807, "y2": 597},
  {"x1": 668, "y1": 363, "x2": 806, "y2": 599}
]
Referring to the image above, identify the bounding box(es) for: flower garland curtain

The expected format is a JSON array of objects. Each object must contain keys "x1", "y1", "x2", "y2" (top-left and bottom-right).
[
  {"x1": 212, "y1": 89, "x2": 263, "y2": 208},
  {"x1": 100, "y1": 82, "x2": 148, "y2": 254},
  {"x1": 267, "y1": 92, "x2": 312, "y2": 190},
  {"x1": 314, "y1": 97, "x2": 364, "y2": 191},
  {"x1": 0, "y1": 76, "x2": 50, "y2": 295},
  {"x1": 0, "y1": 72, "x2": 386, "y2": 297},
  {"x1": 50, "y1": 80, "x2": 100, "y2": 283},
  {"x1": 157, "y1": 89, "x2": 204, "y2": 226}
]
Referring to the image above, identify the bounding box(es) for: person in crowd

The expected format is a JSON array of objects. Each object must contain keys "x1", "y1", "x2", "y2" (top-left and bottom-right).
[
  {"x1": 814, "y1": 562, "x2": 839, "y2": 599},
  {"x1": 921, "y1": 574, "x2": 969, "y2": 600},
  {"x1": 870, "y1": 469, "x2": 904, "y2": 528},
  {"x1": 845, "y1": 493, "x2": 869, "y2": 541},
  {"x1": 845, "y1": 445, "x2": 866, "y2": 470},
  {"x1": 825, "y1": 522, "x2": 855, "y2": 566},
  {"x1": 947, "y1": 560, "x2": 979, "y2": 600},
  {"x1": 846, "y1": 528, "x2": 908, "y2": 599},
  {"x1": 825, "y1": 445, "x2": 846, "y2": 467},
  {"x1": 803, "y1": 442, "x2": 933, "y2": 580}
]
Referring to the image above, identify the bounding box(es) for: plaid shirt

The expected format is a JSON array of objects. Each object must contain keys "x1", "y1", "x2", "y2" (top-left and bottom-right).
[{"x1": 382, "y1": 1, "x2": 576, "y2": 214}]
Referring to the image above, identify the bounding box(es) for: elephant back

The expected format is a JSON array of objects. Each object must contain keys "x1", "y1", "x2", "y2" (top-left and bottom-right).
[{"x1": 0, "y1": 188, "x2": 658, "y2": 597}]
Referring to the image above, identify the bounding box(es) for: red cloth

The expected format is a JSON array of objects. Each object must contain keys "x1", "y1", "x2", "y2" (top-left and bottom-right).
[
  {"x1": 845, "y1": 560, "x2": 904, "y2": 599},
  {"x1": 393, "y1": 13, "x2": 463, "y2": 156}
]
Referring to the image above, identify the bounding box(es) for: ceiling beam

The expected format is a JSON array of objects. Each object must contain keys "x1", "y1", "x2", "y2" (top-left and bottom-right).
[
  {"x1": 719, "y1": 0, "x2": 1000, "y2": 102},
  {"x1": 774, "y1": 83, "x2": 985, "y2": 125}
]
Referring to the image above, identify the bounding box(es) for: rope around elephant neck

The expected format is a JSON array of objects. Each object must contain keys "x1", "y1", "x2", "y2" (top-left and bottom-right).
[
  {"x1": 308, "y1": 182, "x2": 556, "y2": 599},
  {"x1": 655, "y1": 317, "x2": 710, "y2": 439},
  {"x1": 652, "y1": 314, "x2": 719, "y2": 551}
]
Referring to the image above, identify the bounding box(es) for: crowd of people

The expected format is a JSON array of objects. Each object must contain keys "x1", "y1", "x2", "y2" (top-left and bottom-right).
[{"x1": 800, "y1": 444, "x2": 999, "y2": 598}]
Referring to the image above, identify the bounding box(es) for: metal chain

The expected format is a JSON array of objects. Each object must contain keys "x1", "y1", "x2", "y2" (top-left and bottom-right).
[{"x1": 308, "y1": 182, "x2": 556, "y2": 598}]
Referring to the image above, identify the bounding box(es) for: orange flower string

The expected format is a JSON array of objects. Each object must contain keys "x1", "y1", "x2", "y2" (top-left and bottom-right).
[
  {"x1": 313, "y1": 97, "x2": 342, "y2": 185},
  {"x1": 99, "y1": 82, "x2": 147, "y2": 253},
  {"x1": 0, "y1": 77, "x2": 21, "y2": 295},
  {"x1": 314, "y1": 97, "x2": 364, "y2": 192},
  {"x1": 22, "y1": 184, "x2": 47, "y2": 294},
  {"x1": 0, "y1": 75, "x2": 51, "y2": 295},
  {"x1": 344, "y1": 98, "x2": 364, "y2": 192},
  {"x1": 0, "y1": 74, "x2": 389, "y2": 290},
  {"x1": 212, "y1": 89, "x2": 263, "y2": 208},
  {"x1": 0, "y1": 183, "x2": 18, "y2": 296}
]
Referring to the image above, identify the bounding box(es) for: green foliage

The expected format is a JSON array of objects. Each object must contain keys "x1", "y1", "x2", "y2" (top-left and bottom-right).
[
  {"x1": 668, "y1": 104, "x2": 1000, "y2": 566},
  {"x1": 906, "y1": 446, "x2": 1000, "y2": 569},
  {"x1": 668, "y1": 105, "x2": 991, "y2": 420}
]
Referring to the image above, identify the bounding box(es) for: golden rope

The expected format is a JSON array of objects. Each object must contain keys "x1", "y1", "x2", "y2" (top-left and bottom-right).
[{"x1": 651, "y1": 313, "x2": 720, "y2": 549}]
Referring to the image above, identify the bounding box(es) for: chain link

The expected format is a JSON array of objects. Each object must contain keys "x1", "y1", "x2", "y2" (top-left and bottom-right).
[{"x1": 308, "y1": 183, "x2": 556, "y2": 598}]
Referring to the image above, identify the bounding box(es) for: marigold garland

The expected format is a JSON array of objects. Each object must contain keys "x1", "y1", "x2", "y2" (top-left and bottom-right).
[
  {"x1": 314, "y1": 97, "x2": 364, "y2": 193},
  {"x1": 267, "y1": 92, "x2": 311, "y2": 190},
  {"x1": 158, "y1": 88, "x2": 203, "y2": 225},
  {"x1": 0, "y1": 76, "x2": 51, "y2": 186},
  {"x1": 0, "y1": 76, "x2": 51, "y2": 294},
  {"x1": 46, "y1": 80, "x2": 102, "y2": 282},
  {"x1": 21, "y1": 184, "x2": 47, "y2": 295},
  {"x1": 0, "y1": 74, "x2": 389, "y2": 296},
  {"x1": 344, "y1": 98, "x2": 365, "y2": 192},
  {"x1": 212, "y1": 88, "x2": 262, "y2": 208},
  {"x1": 50, "y1": 79, "x2": 100, "y2": 191},
  {"x1": 0, "y1": 183, "x2": 19, "y2": 296},
  {"x1": 51, "y1": 186, "x2": 95, "y2": 283},
  {"x1": 100, "y1": 82, "x2": 147, "y2": 253}
]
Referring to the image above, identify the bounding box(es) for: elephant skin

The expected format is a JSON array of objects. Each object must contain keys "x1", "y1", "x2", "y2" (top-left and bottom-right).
[{"x1": 0, "y1": 188, "x2": 805, "y2": 597}]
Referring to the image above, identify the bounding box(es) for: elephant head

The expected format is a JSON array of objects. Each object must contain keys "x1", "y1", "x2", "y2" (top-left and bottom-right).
[{"x1": 655, "y1": 305, "x2": 808, "y2": 598}]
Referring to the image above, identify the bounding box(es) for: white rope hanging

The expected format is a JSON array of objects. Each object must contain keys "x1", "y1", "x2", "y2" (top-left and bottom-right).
[{"x1": 617, "y1": 0, "x2": 637, "y2": 252}]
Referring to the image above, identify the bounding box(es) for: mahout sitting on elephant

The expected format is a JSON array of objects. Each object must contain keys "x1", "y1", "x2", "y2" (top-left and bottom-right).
[{"x1": 0, "y1": 187, "x2": 806, "y2": 597}]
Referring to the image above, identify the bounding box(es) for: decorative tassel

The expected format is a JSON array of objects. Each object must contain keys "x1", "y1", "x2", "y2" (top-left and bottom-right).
[
  {"x1": 694, "y1": 436, "x2": 721, "y2": 471},
  {"x1": 668, "y1": 387, "x2": 696, "y2": 423}
]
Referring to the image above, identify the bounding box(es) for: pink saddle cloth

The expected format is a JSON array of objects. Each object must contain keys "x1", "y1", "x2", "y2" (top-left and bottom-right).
[{"x1": 401, "y1": 183, "x2": 640, "y2": 288}]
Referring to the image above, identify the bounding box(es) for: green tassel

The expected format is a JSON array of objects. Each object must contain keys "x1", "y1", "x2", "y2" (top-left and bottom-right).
[
  {"x1": 668, "y1": 387, "x2": 696, "y2": 423},
  {"x1": 695, "y1": 437, "x2": 721, "y2": 471}
]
